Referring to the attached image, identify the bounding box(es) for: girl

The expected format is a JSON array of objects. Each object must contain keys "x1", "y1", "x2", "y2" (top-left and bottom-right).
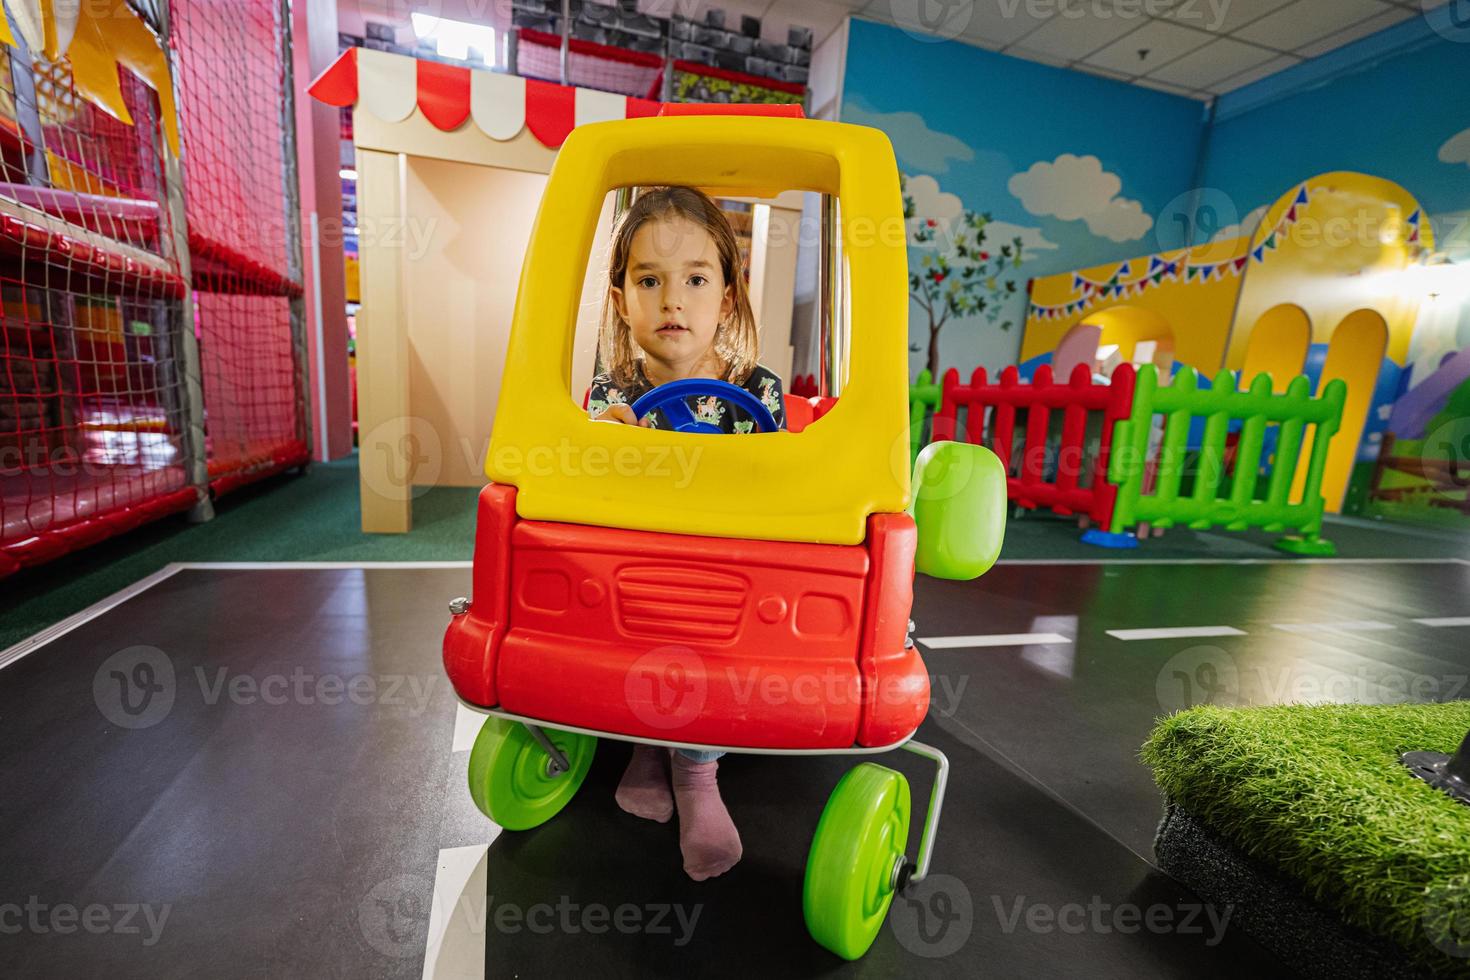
[{"x1": 587, "y1": 186, "x2": 787, "y2": 881}]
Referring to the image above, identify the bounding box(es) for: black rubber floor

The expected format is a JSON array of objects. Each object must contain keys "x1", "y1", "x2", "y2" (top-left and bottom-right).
[{"x1": 3, "y1": 560, "x2": 1467, "y2": 977}]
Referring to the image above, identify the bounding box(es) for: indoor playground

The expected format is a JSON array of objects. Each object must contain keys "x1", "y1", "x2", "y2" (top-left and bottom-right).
[{"x1": 3, "y1": 3, "x2": 1470, "y2": 978}]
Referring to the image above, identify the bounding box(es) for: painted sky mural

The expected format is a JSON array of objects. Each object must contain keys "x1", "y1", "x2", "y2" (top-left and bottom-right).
[
  {"x1": 840, "y1": 17, "x2": 1206, "y2": 379},
  {"x1": 839, "y1": 14, "x2": 1470, "y2": 391}
]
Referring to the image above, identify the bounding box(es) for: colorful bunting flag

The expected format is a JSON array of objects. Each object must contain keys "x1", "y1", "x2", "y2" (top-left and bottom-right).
[{"x1": 1023, "y1": 189, "x2": 1318, "y2": 324}]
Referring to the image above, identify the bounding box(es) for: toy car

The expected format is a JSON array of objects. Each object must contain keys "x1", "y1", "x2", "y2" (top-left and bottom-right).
[{"x1": 443, "y1": 103, "x2": 1006, "y2": 960}]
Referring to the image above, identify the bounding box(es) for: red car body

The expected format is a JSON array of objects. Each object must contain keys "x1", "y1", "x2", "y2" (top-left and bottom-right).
[{"x1": 444, "y1": 483, "x2": 929, "y2": 750}]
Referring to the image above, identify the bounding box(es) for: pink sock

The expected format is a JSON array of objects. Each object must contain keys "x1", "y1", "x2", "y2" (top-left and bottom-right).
[
  {"x1": 615, "y1": 743, "x2": 673, "y2": 823},
  {"x1": 671, "y1": 753, "x2": 742, "y2": 881}
]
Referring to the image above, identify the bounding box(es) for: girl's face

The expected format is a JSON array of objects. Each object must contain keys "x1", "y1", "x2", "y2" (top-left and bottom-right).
[{"x1": 611, "y1": 215, "x2": 734, "y2": 374}]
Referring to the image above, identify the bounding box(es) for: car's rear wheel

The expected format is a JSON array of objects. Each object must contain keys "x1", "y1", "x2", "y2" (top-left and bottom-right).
[
  {"x1": 467, "y1": 717, "x2": 596, "y2": 830},
  {"x1": 803, "y1": 762, "x2": 911, "y2": 959}
]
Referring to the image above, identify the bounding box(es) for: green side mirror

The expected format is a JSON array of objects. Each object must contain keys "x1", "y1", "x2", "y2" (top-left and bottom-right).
[{"x1": 909, "y1": 441, "x2": 1007, "y2": 580}]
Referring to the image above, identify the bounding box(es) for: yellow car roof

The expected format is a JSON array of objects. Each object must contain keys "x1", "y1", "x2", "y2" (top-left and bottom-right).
[{"x1": 486, "y1": 114, "x2": 910, "y2": 547}]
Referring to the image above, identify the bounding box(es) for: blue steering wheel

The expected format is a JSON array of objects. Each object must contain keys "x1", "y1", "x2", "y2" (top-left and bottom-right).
[{"x1": 628, "y1": 378, "x2": 779, "y2": 434}]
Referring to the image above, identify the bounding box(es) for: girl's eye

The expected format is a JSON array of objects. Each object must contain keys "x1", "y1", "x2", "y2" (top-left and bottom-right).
[
  {"x1": 688, "y1": 275, "x2": 708, "y2": 287},
  {"x1": 637, "y1": 276, "x2": 658, "y2": 288}
]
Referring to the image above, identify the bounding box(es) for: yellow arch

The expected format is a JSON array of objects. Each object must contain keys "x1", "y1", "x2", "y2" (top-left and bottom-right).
[
  {"x1": 1241, "y1": 304, "x2": 1311, "y2": 393},
  {"x1": 1294, "y1": 309, "x2": 1388, "y2": 512},
  {"x1": 1229, "y1": 171, "x2": 1431, "y2": 371},
  {"x1": 1079, "y1": 305, "x2": 1176, "y2": 368}
]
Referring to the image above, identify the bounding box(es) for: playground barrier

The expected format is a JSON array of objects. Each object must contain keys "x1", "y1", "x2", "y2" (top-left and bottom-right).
[
  {"x1": 913, "y1": 361, "x2": 1347, "y2": 552},
  {"x1": 908, "y1": 369, "x2": 941, "y2": 466},
  {"x1": 1367, "y1": 433, "x2": 1470, "y2": 517},
  {"x1": 788, "y1": 373, "x2": 818, "y2": 397},
  {"x1": 929, "y1": 363, "x2": 1134, "y2": 528},
  {"x1": 1093, "y1": 365, "x2": 1346, "y2": 554}
]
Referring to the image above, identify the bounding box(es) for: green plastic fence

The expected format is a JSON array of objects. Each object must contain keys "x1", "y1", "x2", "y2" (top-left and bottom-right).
[
  {"x1": 909, "y1": 369, "x2": 941, "y2": 466},
  {"x1": 1106, "y1": 365, "x2": 1347, "y2": 554}
]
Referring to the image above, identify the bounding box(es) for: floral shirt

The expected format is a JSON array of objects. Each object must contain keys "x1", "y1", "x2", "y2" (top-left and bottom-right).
[{"x1": 587, "y1": 364, "x2": 787, "y2": 433}]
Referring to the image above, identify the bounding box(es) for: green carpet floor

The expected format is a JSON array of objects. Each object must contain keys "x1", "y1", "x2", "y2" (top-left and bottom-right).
[{"x1": 3, "y1": 452, "x2": 1467, "y2": 652}]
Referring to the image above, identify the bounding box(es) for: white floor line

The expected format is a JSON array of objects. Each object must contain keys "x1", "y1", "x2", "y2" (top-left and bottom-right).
[
  {"x1": 1106, "y1": 626, "x2": 1247, "y2": 641},
  {"x1": 0, "y1": 563, "x2": 186, "y2": 672},
  {"x1": 1414, "y1": 617, "x2": 1470, "y2": 628},
  {"x1": 422, "y1": 844, "x2": 489, "y2": 980},
  {"x1": 918, "y1": 632, "x2": 1072, "y2": 649},
  {"x1": 1273, "y1": 620, "x2": 1397, "y2": 634},
  {"x1": 2, "y1": 561, "x2": 474, "y2": 669},
  {"x1": 452, "y1": 703, "x2": 484, "y2": 753},
  {"x1": 8, "y1": 557, "x2": 1460, "y2": 672}
]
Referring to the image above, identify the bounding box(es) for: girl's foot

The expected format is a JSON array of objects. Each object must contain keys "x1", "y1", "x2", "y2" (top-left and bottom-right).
[
  {"x1": 615, "y1": 743, "x2": 674, "y2": 822},
  {"x1": 671, "y1": 753, "x2": 742, "y2": 880}
]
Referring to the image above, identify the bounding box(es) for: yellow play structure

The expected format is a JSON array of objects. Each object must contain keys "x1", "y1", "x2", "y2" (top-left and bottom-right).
[{"x1": 1021, "y1": 171, "x2": 1433, "y2": 513}]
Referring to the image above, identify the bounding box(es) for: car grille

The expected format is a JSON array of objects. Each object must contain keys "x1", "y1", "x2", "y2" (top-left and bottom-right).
[{"x1": 614, "y1": 565, "x2": 747, "y2": 641}]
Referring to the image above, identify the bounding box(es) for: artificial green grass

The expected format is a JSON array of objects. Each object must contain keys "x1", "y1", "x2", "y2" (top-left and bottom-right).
[{"x1": 1143, "y1": 702, "x2": 1470, "y2": 977}]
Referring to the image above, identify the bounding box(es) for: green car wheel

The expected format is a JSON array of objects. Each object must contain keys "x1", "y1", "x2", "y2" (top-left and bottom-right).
[
  {"x1": 803, "y1": 762, "x2": 912, "y2": 960},
  {"x1": 467, "y1": 717, "x2": 596, "y2": 831}
]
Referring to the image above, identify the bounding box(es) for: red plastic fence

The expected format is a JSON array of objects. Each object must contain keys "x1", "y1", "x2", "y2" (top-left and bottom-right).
[
  {"x1": 789, "y1": 373, "x2": 818, "y2": 397},
  {"x1": 783, "y1": 393, "x2": 838, "y2": 433},
  {"x1": 931, "y1": 363, "x2": 1136, "y2": 526}
]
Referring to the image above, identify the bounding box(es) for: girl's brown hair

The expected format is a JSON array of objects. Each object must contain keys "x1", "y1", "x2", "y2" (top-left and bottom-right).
[{"x1": 598, "y1": 186, "x2": 759, "y2": 390}]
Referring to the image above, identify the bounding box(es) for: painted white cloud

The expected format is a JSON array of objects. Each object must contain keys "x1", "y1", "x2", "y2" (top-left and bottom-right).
[
  {"x1": 1211, "y1": 204, "x2": 1269, "y2": 242},
  {"x1": 1008, "y1": 154, "x2": 1119, "y2": 222},
  {"x1": 905, "y1": 173, "x2": 963, "y2": 228},
  {"x1": 1084, "y1": 198, "x2": 1153, "y2": 243},
  {"x1": 1007, "y1": 154, "x2": 1153, "y2": 243},
  {"x1": 904, "y1": 173, "x2": 1055, "y2": 253},
  {"x1": 843, "y1": 98, "x2": 974, "y2": 175},
  {"x1": 1439, "y1": 127, "x2": 1470, "y2": 167}
]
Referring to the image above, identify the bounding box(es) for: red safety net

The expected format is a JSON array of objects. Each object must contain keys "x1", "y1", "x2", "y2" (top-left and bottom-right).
[
  {"x1": 0, "y1": 46, "x2": 196, "y2": 576},
  {"x1": 517, "y1": 28, "x2": 663, "y2": 98},
  {"x1": 931, "y1": 363, "x2": 1137, "y2": 527},
  {"x1": 173, "y1": 0, "x2": 307, "y2": 495},
  {"x1": 195, "y1": 292, "x2": 302, "y2": 495}
]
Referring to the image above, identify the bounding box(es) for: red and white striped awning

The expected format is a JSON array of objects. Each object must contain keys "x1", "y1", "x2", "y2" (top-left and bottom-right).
[{"x1": 307, "y1": 48, "x2": 664, "y2": 149}]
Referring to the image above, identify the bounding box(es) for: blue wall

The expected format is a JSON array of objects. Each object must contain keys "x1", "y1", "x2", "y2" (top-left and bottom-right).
[
  {"x1": 1199, "y1": 16, "x2": 1470, "y2": 258},
  {"x1": 840, "y1": 11, "x2": 1470, "y2": 381},
  {"x1": 839, "y1": 17, "x2": 1207, "y2": 378}
]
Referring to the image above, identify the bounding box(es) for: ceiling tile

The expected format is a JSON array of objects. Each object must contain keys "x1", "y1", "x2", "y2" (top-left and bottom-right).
[
  {"x1": 1207, "y1": 52, "x2": 1303, "y2": 92},
  {"x1": 859, "y1": 0, "x2": 1052, "y2": 47},
  {"x1": 1009, "y1": 0, "x2": 1145, "y2": 60},
  {"x1": 1080, "y1": 19, "x2": 1215, "y2": 75},
  {"x1": 958, "y1": 1, "x2": 1060, "y2": 46},
  {"x1": 1147, "y1": 36, "x2": 1280, "y2": 86},
  {"x1": 1159, "y1": 0, "x2": 1296, "y2": 35},
  {"x1": 1293, "y1": 5, "x2": 1415, "y2": 57},
  {"x1": 1234, "y1": 0, "x2": 1394, "y2": 51}
]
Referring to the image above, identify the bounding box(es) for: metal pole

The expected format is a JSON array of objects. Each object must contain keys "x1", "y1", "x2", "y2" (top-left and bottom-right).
[
  {"x1": 661, "y1": 28, "x2": 674, "y2": 102},
  {"x1": 559, "y1": 0, "x2": 571, "y2": 86},
  {"x1": 820, "y1": 195, "x2": 842, "y2": 398},
  {"x1": 277, "y1": 0, "x2": 311, "y2": 463},
  {"x1": 157, "y1": 5, "x2": 212, "y2": 521},
  {"x1": 613, "y1": 186, "x2": 634, "y2": 222},
  {"x1": 506, "y1": 28, "x2": 519, "y2": 75},
  {"x1": 898, "y1": 740, "x2": 950, "y2": 886}
]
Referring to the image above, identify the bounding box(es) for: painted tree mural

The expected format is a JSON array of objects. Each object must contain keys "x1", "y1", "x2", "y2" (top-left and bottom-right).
[{"x1": 903, "y1": 174, "x2": 1026, "y2": 377}]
